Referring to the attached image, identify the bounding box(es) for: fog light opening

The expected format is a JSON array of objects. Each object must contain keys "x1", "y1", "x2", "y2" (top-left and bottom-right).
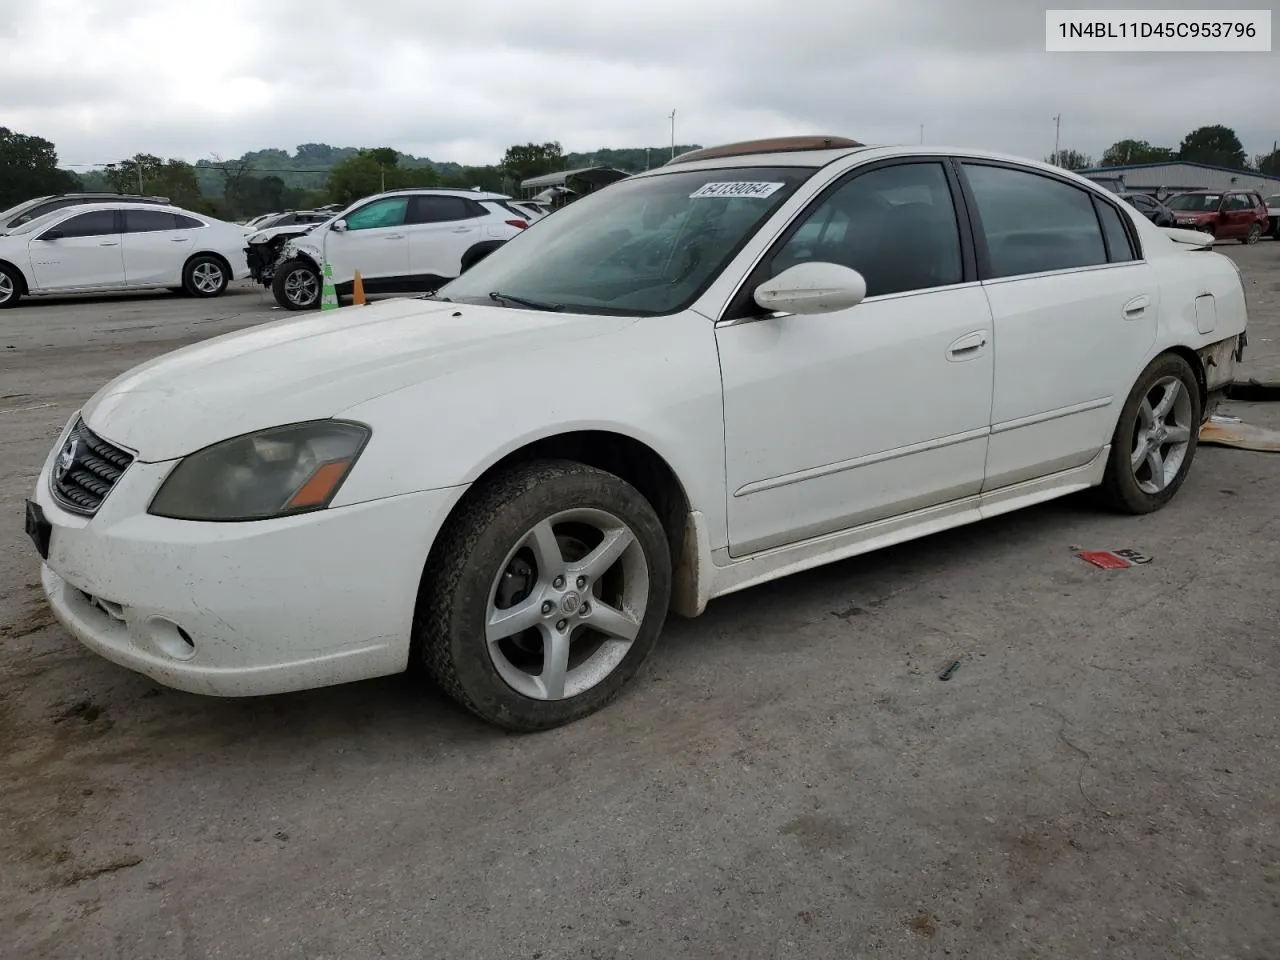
[{"x1": 147, "y1": 617, "x2": 196, "y2": 661}]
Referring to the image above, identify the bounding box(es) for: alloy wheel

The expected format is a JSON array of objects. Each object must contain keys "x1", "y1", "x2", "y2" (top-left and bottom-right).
[{"x1": 1130, "y1": 376, "x2": 1194, "y2": 495}]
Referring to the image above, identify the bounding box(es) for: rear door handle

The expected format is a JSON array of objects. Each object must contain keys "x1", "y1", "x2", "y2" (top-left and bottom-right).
[
  {"x1": 385, "y1": 234, "x2": 405, "y2": 240},
  {"x1": 451, "y1": 227, "x2": 472, "y2": 233},
  {"x1": 946, "y1": 330, "x2": 989, "y2": 361},
  {"x1": 1123, "y1": 295, "x2": 1150, "y2": 319},
  {"x1": 98, "y1": 241, "x2": 119, "y2": 247},
  {"x1": 169, "y1": 237, "x2": 190, "y2": 242}
]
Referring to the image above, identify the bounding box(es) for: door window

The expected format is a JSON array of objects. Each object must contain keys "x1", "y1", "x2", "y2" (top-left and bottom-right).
[
  {"x1": 49, "y1": 210, "x2": 119, "y2": 238},
  {"x1": 343, "y1": 197, "x2": 409, "y2": 230},
  {"x1": 962, "y1": 163, "x2": 1108, "y2": 278},
  {"x1": 410, "y1": 196, "x2": 479, "y2": 223},
  {"x1": 1223, "y1": 193, "x2": 1252, "y2": 211},
  {"x1": 174, "y1": 214, "x2": 204, "y2": 229},
  {"x1": 124, "y1": 209, "x2": 180, "y2": 233},
  {"x1": 1093, "y1": 199, "x2": 1139, "y2": 262},
  {"x1": 771, "y1": 162, "x2": 964, "y2": 298}
]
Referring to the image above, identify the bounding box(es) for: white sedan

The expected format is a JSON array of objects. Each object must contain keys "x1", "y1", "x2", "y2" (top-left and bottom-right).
[
  {"x1": 0, "y1": 202, "x2": 250, "y2": 307},
  {"x1": 25, "y1": 138, "x2": 1248, "y2": 731}
]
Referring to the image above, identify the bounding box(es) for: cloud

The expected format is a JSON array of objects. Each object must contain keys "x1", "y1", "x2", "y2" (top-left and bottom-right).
[{"x1": 0, "y1": 0, "x2": 1273, "y2": 169}]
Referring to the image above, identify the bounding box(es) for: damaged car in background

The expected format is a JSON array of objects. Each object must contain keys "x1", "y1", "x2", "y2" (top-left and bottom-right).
[
  {"x1": 243, "y1": 211, "x2": 335, "y2": 287},
  {"x1": 24, "y1": 137, "x2": 1249, "y2": 734}
]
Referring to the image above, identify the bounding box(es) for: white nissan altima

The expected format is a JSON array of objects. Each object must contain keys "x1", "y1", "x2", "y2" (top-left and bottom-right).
[
  {"x1": 0, "y1": 202, "x2": 250, "y2": 306},
  {"x1": 25, "y1": 137, "x2": 1248, "y2": 731}
]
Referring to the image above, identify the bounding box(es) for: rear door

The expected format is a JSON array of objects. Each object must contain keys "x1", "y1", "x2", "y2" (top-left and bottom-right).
[
  {"x1": 121, "y1": 209, "x2": 189, "y2": 285},
  {"x1": 956, "y1": 160, "x2": 1157, "y2": 490},
  {"x1": 406, "y1": 195, "x2": 489, "y2": 283},
  {"x1": 27, "y1": 209, "x2": 125, "y2": 290}
]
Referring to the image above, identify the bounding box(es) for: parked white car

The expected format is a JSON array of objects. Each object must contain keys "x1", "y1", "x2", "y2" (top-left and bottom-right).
[
  {"x1": 25, "y1": 138, "x2": 1248, "y2": 731},
  {"x1": 0, "y1": 203, "x2": 250, "y2": 307},
  {"x1": 270, "y1": 189, "x2": 530, "y2": 309}
]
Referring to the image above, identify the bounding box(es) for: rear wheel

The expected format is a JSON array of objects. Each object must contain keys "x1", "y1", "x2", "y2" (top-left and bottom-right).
[
  {"x1": 415, "y1": 460, "x2": 672, "y2": 731},
  {"x1": 1098, "y1": 354, "x2": 1201, "y2": 514},
  {"x1": 1243, "y1": 223, "x2": 1262, "y2": 245},
  {"x1": 0, "y1": 265, "x2": 21, "y2": 309},
  {"x1": 182, "y1": 255, "x2": 229, "y2": 298},
  {"x1": 272, "y1": 258, "x2": 320, "y2": 310}
]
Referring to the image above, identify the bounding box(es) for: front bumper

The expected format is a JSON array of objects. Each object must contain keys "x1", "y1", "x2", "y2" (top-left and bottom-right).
[
  {"x1": 245, "y1": 242, "x2": 278, "y2": 285},
  {"x1": 29, "y1": 421, "x2": 463, "y2": 696}
]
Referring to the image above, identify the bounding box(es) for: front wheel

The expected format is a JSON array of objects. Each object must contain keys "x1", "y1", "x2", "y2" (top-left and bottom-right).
[
  {"x1": 1243, "y1": 223, "x2": 1262, "y2": 245},
  {"x1": 0, "y1": 264, "x2": 22, "y2": 309},
  {"x1": 182, "y1": 255, "x2": 229, "y2": 298},
  {"x1": 1098, "y1": 354, "x2": 1201, "y2": 514},
  {"x1": 415, "y1": 460, "x2": 672, "y2": 731},
  {"x1": 272, "y1": 258, "x2": 320, "y2": 310}
]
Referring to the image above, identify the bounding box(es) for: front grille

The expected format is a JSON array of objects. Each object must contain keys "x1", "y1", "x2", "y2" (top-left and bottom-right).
[{"x1": 49, "y1": 418, "x2": 134, "y2": 516}]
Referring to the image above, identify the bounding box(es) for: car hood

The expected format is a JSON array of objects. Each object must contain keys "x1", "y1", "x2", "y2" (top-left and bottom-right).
[{"x1": 83, "y1": 298, "x2": 636, "y2": 461}]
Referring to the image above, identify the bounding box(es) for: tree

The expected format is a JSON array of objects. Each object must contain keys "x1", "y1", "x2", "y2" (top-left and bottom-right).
[
  {"x1": 1177, "y1": 125, "x2": 1246, "y2": 169},
  {"x1": 325, "y1": 149, "x2": 440, "y2": 205},
  {"x1": 500, "y1": 142, "x2": 564, "y2": 184},
  {"x1": 1100, "y1": 139, "x2": 1176, "y2": 167},
  {"x1": 104, "y1": 153, "x2": 164, "y2": 194},
  {"x1": 1045, "y1": 148, "x2": 1094, "y2": 170},
  {"x1": 1254, "y1": 148, "x2": 1280, "y2": 176},
  {"x1": 0, "y1": 127, "x2": 80, "y2": 207}
]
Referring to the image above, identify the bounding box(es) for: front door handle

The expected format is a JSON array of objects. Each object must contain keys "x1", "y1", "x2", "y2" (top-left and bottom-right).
[
  {"x1": 1122, "y1": 295, "x2": 1150, "y2": 320},
  {"x1": 384, "y1": 234, "x2": 405, "y2": 240},
  {"x1": 946, "y1": 330, "x2": 989, "y2": 361},
  {"x1": 98, "y1": 241, "x2": 119, "y2": 247},
  {"x1": 169, "y1": 237, "x2": 190, "y2": 242}
]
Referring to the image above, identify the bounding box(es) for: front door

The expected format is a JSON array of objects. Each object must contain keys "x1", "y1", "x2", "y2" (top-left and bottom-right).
[
  {"x1": 956, "y1": 161, "x2": 1158, "y2": 490},
  {"x1": 28, "y1": 209, "x2": 125, "y2": 291},
  {"x1": 717, "y1": 160, "x2": 994, "y2": 557},
  {"x1": 1219, "y1": 192, "x2": 1254, "y2": 239},
  {"x1": 326, "y1": 195, "x2": 412, "y2": 282}
]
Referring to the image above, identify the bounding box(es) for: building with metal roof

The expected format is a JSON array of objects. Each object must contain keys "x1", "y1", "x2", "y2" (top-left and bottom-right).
[
  {"x1": 520, "y1": 166, "x2": 630, "y2": 198},
  {"x1": 1075, "y1": 161, "x2": 1280, "y2": 198}
]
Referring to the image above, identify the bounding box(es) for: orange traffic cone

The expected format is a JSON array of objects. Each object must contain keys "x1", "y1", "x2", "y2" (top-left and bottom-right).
[{"x1": 352, "y1": 271, "x2": 367, "y2": 306}]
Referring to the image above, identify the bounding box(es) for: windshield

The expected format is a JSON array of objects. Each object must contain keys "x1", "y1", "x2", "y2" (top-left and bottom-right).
[
  {"x1": 5, "y1": 208, "x2": 71, "y2": 236},
  {"x1": 436, "y1": 166, "x2": 814, "y2": 316},
  {"x1": 0, "y1": 197, "x2": 47, "y2": 226},
  {"x1": 1167, "y1": 193, "x2": 1221, "y2": 211}
]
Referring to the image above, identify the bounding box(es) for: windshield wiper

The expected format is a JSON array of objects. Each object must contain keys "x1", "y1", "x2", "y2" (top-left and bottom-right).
[{"x1": 489, "y1": 290, "x2": 564, "y2": 312}]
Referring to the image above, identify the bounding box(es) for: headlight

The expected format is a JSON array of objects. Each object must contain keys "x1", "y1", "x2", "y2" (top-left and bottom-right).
[
  {"x1": 248, "y1": 232, "x2": 267, "y2": 244},
  {"x1": 148, "y1": 420, "x2": 370, "y2": 522}
]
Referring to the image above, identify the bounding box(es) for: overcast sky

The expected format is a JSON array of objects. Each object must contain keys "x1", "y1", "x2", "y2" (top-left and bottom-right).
[{"x1": 0, "y1": 0, "x2": 1274, "y2": 170}]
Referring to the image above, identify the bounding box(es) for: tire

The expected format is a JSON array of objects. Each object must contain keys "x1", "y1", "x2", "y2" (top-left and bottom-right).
[
  {"x1": 1098, "y1": 353, "x2": 1201, "y2": 515},
  {"x1": 0, "y1": 264, "x2": 22, "y2": 309},
  {"x1": 182, "y1": 255, "x2": 229, "y2": 298},
  {"x1": 1242, "y1": 223, "x2": 1261, "y2": 245},
  {"x1": 415, "y1": 459, "x2": 672, "y2": 731},
  {"x1": 272, "y1": 258, "x2": 321, "y2": 310}
]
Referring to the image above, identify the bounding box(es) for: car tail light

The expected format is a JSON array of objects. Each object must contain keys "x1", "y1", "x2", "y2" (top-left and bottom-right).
[{"x1": 506, "y1": 219, "x2": 528, "y2": 229}]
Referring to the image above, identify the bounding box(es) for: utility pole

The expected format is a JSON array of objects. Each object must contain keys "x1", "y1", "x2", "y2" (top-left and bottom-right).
[
  {"x1": 1052, "y1": 114, "x2": 1061, "y2": 166},
  {"x1": 669, "y1": 109, "x2": 676, "y2": 160},
  {"x1": 919, "y1": 124, "x2": 924, "y2": 144},
  {"x1": 646, "y1": 147, "x2": 651, "y2": 171},
  {"x1": 380, "y1": 166, "x2": 385, "y2": 192},
  {"x1": 136, "y1": 159, "x2": 144, "y2": 194}
]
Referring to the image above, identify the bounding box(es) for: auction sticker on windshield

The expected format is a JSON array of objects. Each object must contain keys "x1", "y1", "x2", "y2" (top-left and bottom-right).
[{"x1": 690, "y1": 181, "x2": 785, "y2": 199}]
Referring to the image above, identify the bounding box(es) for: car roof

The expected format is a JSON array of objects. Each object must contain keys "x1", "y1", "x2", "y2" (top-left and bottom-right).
[
  {"x1": 51, "y1": 201, "x2": 208, "y2": 217},
  {"x1": 376, "y1": 188, "x2": 509, "y2": 200}
]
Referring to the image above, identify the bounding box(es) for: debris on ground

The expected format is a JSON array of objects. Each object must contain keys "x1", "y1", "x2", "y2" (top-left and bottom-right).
[
  {"x1": 1199, "y1": 417, "x2": 1280, "y2": 453},
  {"x1": 937, "y1": 660, "x2": 962, "y2": 681},
  {"x1": 1080, "y1": 552, "x2": 1141, "y2": 568}
]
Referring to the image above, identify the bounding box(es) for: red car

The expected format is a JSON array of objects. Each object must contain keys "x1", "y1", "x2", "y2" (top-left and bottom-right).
[{"x1": 1165, "y1": 189, "x2": 1269, "y2": 243}]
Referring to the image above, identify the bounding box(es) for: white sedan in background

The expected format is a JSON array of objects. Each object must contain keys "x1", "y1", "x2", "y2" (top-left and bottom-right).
[
  {"x1": 25, "y1": 138, "x2": 1248, "y2": 732},
  {"x1": 0, "y1": 202, "x2": 250, "y2": 307}
]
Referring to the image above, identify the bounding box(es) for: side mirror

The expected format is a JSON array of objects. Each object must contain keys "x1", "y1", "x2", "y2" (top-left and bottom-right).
[
  {"x1": 331, "y1": 219, "x2": 348, "y2": 232},
  {"x1": 753, "y1": 262, "x2": 867, "y2": 316},
  {"x1": 40, "y1": 229, "x2": 64, "y2": 241}
]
